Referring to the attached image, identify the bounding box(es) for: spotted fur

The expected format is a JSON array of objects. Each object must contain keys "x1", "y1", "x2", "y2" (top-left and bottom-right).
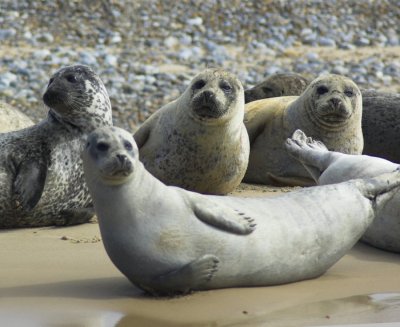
[{"x1": 0, "y1": 65, "x2": 112, "y2": 228}]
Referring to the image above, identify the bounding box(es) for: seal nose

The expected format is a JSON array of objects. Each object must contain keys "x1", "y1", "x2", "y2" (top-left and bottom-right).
[
  {"x1": 200, "y1": 90, "x2": 215, "y2": 103},
  {"x1": 329, "y1": 97, "x2": 342, "y2": 108},
  {"x1": 116, "y1": 154, "x2": 128, "y2": 163}
]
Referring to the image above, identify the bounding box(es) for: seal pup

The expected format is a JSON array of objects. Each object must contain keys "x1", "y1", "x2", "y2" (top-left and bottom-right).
[
  {"x1": 82, "y1": 126, "x2": 400, "y2": 295},
  {"x1": 0, "y1": 65, "x2": 112, "y2": 228},
  {"x1": 0, "y1": 102, "x2": 33, "y2": 132},
  {"x1": 244, "y1": 72, "x2": 310, "y2": 103},
  {"x1": 133, "y1": 68, "x2": 249, "y2": 195},
  {"x1": 243, "y1": 74, "x2": 363, "y2": 186},
  {"x1": 286, "y1": 129, "x2": 400, "y2": 253}
]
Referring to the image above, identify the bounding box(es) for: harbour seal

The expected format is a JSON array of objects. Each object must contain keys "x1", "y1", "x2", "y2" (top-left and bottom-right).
[
  {"x1": 243, "y1": 74, "x2": 363, "y2": 186},
  {"x1": 134, "y1": 68, "x2": 249, "y2": 195},
  {"x1": 82, "y1": 126, "x2": 400, "y2": 295},
  {"x1": 361, "y1": 90, "x2": 400, "y2": 162},
  {"x1": 286, "y1": 129, "x2": 400, "y2": 253},
  {"x1": 244, "y1": 72, "x2": 310, "y2": 103},
  {"x1": 0, "y1": 102, "x2": 33, "y2": 132},
  {"x1": 0, "y1": 65, "x2": 112, "y2": 228}
]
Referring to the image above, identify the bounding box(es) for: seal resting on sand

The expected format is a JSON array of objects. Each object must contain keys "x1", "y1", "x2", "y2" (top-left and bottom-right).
[
  {"x1": 286, "y1": 129, "x2": 400, "y2": 253},
  {"x1": 82, "y1": 126, "x2": 400, "y2": 295},
  {"x1": 133, "y1": 68, "x2": 249, "y2": 195},
  {"x1": 243, "y1": 74, "x2": 363, "y2": 186},
  {"x1": 0, "y1": 65, "x2": 112, "y2": 228}
]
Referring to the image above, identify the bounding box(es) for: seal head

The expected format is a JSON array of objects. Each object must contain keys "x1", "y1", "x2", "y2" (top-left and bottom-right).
[
  {"x1": 43, "y1": 65, "x2": 112, "y2": 130},
  {"x1": 84, "y1": 127, "x2": 137, "y2": 185},
  {"x1": 183, "y1": 68, "x2": 244, "y2": 124}
]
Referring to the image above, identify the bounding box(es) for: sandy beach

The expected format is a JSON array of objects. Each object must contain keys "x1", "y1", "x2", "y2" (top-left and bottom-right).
[{"x1": 1, "y1": 185, "x2": 399, "y2": 327}]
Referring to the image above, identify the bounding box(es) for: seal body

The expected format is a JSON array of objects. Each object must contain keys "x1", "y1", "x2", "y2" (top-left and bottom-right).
[
  {"x1": 0, "y1": 65, "x2": 112, "y2": 228},
  {"x1": 361, "y1": 90, "x2": 400, "y2": 162},
  {"x1": 134, "y1": 68, "x2": 249, "y2": 195},
  {"x1": 0, "y1": 102, "x2": 33, "y2": 132},
  {"x1": 244, "y1": 74, "x2": 363, "y2": 186},
  {"x1": 244, "y1": 72, "x2": 310, "y2": 103},
  {"x1": 82, "y1": 126, "x2": 400, "y2": 295},
  {"x1": 286, "y1": 129, "x2": 400, "y2": 253}
]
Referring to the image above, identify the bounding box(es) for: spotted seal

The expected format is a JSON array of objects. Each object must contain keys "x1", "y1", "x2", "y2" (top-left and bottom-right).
[
  {"x1": 286, "y1": 129, "x2": 400, "y2": 253},
  {"x1": 243, "y1": 74, "x2": 363, "y2": 186},
  {"x1": 0, "y1": 65, "x2": 112, "y2": 228},
  {"x1": 134, "y1": 68, "x2": 249, "y2": 194},
  {"x1": 244, "y1": 72, "x2": 310, "y2": 103},
  {"x1": 82, "y1": 126, "x2": 400, "y2": 295}
]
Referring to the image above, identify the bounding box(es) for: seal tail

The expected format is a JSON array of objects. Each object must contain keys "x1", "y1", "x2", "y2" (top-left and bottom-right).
[{"x1": 285, "y1": 129, "x2": 331, "y2": 182}]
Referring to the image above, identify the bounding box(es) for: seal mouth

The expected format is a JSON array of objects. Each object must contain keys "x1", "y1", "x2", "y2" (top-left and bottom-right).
[
  {"x1": 99, "y1": 158, "x2": 133, "y2": 179},
  {"x1": 43, "y1": 88, "x2": 67, "y2": 108}
]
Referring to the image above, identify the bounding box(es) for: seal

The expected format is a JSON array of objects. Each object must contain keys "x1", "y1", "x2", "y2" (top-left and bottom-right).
[
  {"x1": 286, "y1": 129, "x2": 400, "y2": 253},
  {"x1": 133, "y1": 68, "x2": 249, "y2": 195},
  {"x1": 361, "y1": 90, "x2": 400, "y2": 162},
  {"x1": 244, "y1": 72, "x2": 310, "y2": 103},
  {"x1": 0, "y1": 65, "x2": 112, "y2": 228},
  {"x1": 0, "y1": 101, "x2": 33, "y2": 132},
  {"x1": 82, "y1": 126, "x2": 400, "y2": 295},
  {"x1": 243, "y1": 73, "x2": 363, "y2": 186}
]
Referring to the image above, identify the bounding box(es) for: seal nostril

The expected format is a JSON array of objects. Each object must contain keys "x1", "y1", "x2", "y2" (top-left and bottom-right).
[
  {"x1": 117, "y1": 154, "x2": 127, "y2": 163},
  {"x1": 330, "y1": 98, "x2": 342, "y2": 108}
]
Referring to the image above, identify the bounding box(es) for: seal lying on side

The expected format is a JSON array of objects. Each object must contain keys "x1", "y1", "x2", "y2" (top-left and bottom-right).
[
  {"x1": 0, "y1": 65, "x2": 112, "y2": 228},
  {"x1": 134, "y1": 68, "x2": 249, "y2": 195},
  {"x1": 0, "y1": 102, "x2": 33, "y2": 132},
  {"x1": 244, "y1": 72, "x2": 310, "y2": 103},
  {"x1": 82, "y1": 126, "x2": 400, "y2": 295},
  {"x1": 243, "y1": 74, "x2": 363, "y2": 186},
  {"x1": 285, "y1": 129, "x2": 400, "y2": 253}
]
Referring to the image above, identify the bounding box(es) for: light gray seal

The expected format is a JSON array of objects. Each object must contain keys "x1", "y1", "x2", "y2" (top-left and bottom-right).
[
  {"x1": 0, "y1": 65, "x2": 112, "y2": 228},
  {"x1": 286, "y1": 129, "x2": 400, "y2": 253},
  {"x1": 82, "y1": 126, "x2": 400, "y2": 295},
  {"x1": 244, "y1": 72, "x2": 310, "y2": 103},
  {"x1": 243, "y1": 74, "x2": 363, "y2": 186},
  {"x1": 0, "y1": 102, "x2": 33, "y2": 132},
  {"x1": 133, "y1": 68, "x2": 249, "y2": 195}
]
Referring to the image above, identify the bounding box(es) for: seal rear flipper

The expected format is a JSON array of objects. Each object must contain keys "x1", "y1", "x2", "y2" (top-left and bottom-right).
[
  {"x1": 54, "y1": 207, "x2": 95, "y2": 226},
  {"x1": 142, "y1": 254, "x2": 219, "y2": 296},
  {"x1": 13, "y1": 158, "x2": 48, "y2": 211},
  {"x1": 192, "y1": 197, "x2": 256, "y2": 234}
]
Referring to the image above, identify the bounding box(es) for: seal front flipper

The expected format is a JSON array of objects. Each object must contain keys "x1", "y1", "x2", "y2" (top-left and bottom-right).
[
  {"x1": 190, "y1": 196, "x2": 256, "y2": 234},
  {"x1": 142, "y1": 254, "x2": 219, "y2": 296},
  {"x1": 12, "y1": 158, "x2": 48, "y2": 211}
]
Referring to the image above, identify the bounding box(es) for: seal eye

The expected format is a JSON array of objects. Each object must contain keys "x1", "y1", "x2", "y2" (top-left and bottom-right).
[
  {"x1": 192, "y1": 80, "x2": 206, "y2": 90},
  {"x1": 48, "y1": 78, "x2": 54, "y2": 86},
  {"x1": 344, "y1": 89, "x2": 354, "y2": 97},
  {"x1": 96, "y1": 142, "x2": 109, "y2": 152},
  {"x1": 317, "y1": 86, "x2": 329, "y2": 95},
  {"x1": 124, "y1": 141, "x2": 133, "y2": 151},
  {"x1": 220, "y1": 81, "x2": 232, "y2": 93},
  {"x1": 86, "y1": 142, "x2": 90, "y2": 148},
  {"x1": 66, "y1": 74, "x2": 78, "y2": 83}
]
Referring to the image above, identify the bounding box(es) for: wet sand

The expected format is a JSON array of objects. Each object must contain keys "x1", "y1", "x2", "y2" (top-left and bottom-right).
[{"x1": 0, "y1": 185, "x2": 400, "y2": 326}]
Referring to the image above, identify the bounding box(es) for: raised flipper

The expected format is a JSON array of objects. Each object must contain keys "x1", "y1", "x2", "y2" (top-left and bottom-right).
[
  {"x1": 54, "y1": 207, "x2": 95, "y2": 226},
  {"x1": 285, "y1": 129, "x2": 333, "y2": 182},
  {"x1": 12, "y1": 157, "x2": 48, "y2": 211},
  {"x1": 133, "y1": 109, "x2": 162, "y2": 149},
  {"x1": 139, "y1": 254, "x2": 219, "y2": 296},
  {"x1": 190, "y1": 196, "x2": 256, "y2": 235}
]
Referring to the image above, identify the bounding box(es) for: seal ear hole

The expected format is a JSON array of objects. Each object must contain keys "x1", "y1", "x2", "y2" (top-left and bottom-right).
[
  {"x1": 123, "y1": 140, "x2": 133, "y2": 151},
  {"x1": 344, "y1": 89, "x2": 354, "y2": 97},
  {"x1": 66, "y1": 74, "x2": 78, "y2": 83},
  {"x1": 219, "y1": 81, "x2": 232, "y2": 93},
  {"x1": 96, "y1": 142, "x2": 109, "y2": 152},
  {"x1": 192, "y1": 80, "x2": 206, "y2": 90},
  {"x1": 316, "y1": 86, "x2": 329, "y2": 95}
]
